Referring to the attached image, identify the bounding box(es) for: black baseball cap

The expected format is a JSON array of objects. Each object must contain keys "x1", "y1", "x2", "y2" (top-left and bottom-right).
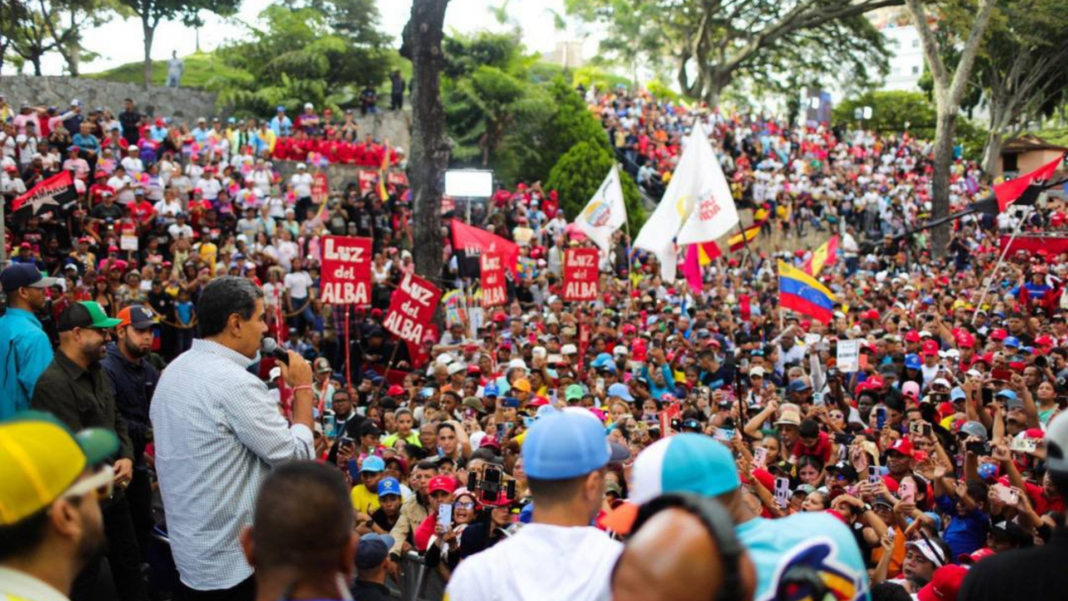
[
  {"x1": 1, "y1": 264, "x2": 57, "y2": 293},
  {"x1": 57, "y1": 301, "x2": 122, "y2": 332},
  {"x1": 117, "y1": 305, "x2": 157, "y2": 330}
]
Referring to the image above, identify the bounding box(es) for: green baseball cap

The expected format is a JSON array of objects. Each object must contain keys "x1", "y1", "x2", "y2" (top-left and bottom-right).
[
  {"x1": 565, "y1": 384, "x2": 585, "y2": 402},
  {"x1": 57, "y1": 301, "x2": 123, "y2": 332}
]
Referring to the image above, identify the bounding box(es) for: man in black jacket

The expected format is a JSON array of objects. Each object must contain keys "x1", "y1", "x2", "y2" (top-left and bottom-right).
[
  {"x1": 103, "y1": 304, "x2": 161, "y2": 564},
  {"x1": 31, "y1": 300, "x2": 148, "y2": 601},
  {"x1": 119, "y1": 98, "x2": 141, "y2": 145}
]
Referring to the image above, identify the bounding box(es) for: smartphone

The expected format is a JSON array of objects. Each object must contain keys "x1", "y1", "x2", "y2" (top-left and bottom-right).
[
  {"x1": 481, "y1": 467, "x2": 502, "y2": 504},
  {"x1": 714, "y1": 427, "x2": 735, "y2": 442},
  {"x1": 339, "y1": 436, "x2": 355, "y2": 448},
  {"x1": 967, "y1": 440, "x2": 991, "y2": 455},
  {"x1": 868, "y1": 466, "x2": 881, "y2": 485},
  {"x1": 981, "y1": 388, "x2": 994, "y2": 405},
  {"x1": 774, "y1": 477, "x2": 791, "y2": 509},
  {"x1": 899, "y1": 480, "x2": 916, "y2": 504},
  {"x1": 438, "y1": 503, "x2": 453, "y2": 528},
  {"x1": 875, "y1": 406, "x2": 887, "y2": 431},
  {"x1": 753, "y1": 447, "x2": 768, "y2": 470},
  {"x1": 496, "y1": 423, "x2": 506, "y2": 439},
  {"x1": 886, "y1": 527, "x2": 896, "y2": 543},
  {"x1": 1010, "y1": 437, "x2": 1038, "y2": 453},
  {"x1": 922, "y1": 423, "x2": 933, "y2": 437},
  {"x1": 347, "y1": 459, "x2": 359, "y2": 481}
]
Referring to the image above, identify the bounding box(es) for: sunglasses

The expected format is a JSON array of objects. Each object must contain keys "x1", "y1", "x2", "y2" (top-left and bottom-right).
[
  {"x1": 63, "y1": 464, "x2": 115, "y2": 501},
  {"x1": 454, "y1": 501, "x2": 476, "y2": 510}
]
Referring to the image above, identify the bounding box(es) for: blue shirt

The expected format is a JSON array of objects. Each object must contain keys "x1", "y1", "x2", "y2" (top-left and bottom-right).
[
  {"x1": 0, "y1": 308, "x2": 54, "y2": 419},
  {"x1": 736, "y1": 513, "x2": 871, "y2": 601},
  {"x1": 269, "y1": 116, "x2": 293, "y2": 137},
  {"x1": 71, "y1": 132, "x2": 100, "y2": 153},
  {"x1": 936, "y1": 494, "x2": 989, "y2": 558},
  {"x1": 176, "y1": 301, "x2": 194, "y2": 325}
]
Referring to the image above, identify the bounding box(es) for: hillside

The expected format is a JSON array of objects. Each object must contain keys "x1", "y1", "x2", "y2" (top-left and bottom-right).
[{"x1": 83, "y1": 51, "x2": 242, "y2": 89}]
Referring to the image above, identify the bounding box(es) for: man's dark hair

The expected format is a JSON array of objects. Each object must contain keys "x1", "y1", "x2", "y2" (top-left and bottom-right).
[
  {"x1": 414, "y1": 460, "x2": 439, "y2": 473},
  {"x1": 251, "y1": 462, "x2": 352, "y2": 571},
  {"x1": 0, "y1": 508, "x2": 50, "y2": 561},
  {"x1": 799, "y1": 419, "x2": 820, "y2": 439},
  {"x1": 197, "y1": 276, "x2": 264, "y2": 338},
  {"x1": 528, "y1": 474, "x2": 593, "y2": 506},
  {"x1": 437, "y1": 422, "x2": 456, "y2": 435},
  {"x1": 870, "y1": 582, "x2": 912, "y2": 601}
]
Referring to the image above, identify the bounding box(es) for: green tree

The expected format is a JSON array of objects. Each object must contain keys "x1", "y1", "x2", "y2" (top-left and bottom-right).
[
  {"x1": 212, "y1": 3, "x2": 391, "y2": 116},
  {"x1": 522, "y1": 77, "x2": 612, "y2": 182},
  {"x1": 567, "y1": 0, "x2": 896, "y2": 105},
  {"x1": 3, "y1": 0, "x2": 121, "y2": 76},
  {"x1": 114, "y1": 0, "x2": 240, "y2": 88},
  {"x1": 546, "y1": 141, "x2": 645, "y2": 228},
  {"x1": 906, "y1": 0, "x2": 998, "y2": 257},
  {"x1": 833, "y1": 91, "x2": 937, "y2": 136}
]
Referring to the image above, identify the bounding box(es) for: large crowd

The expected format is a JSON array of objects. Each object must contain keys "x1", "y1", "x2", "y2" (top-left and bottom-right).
[{"x1": 2, "y1": 84, "x2": 1068, "y2": 601}]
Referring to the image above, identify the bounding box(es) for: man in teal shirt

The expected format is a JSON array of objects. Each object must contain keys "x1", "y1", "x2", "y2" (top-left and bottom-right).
[{"x1": 0, "y1": 264, "x2": 56, "y2": 418}]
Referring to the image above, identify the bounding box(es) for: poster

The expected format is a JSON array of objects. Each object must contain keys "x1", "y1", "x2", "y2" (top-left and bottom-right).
[
  {"x1": 311, "y1": 171, "x2": 329, "y2": 205},
  {"x1": 480, "y1": 251, "x2": 507, "y2": 308},
  {"x1": 563, "y1": 248, "x2": 599, "y2": 301},
  {"x1": 358, "y1": 170, "x2": 377, "y2": 195},
  {"x1": 383, "y1": 272, "x2": 442, "y2": 345},
  {"x1": 320, "y1": 235, "x2": 373, "y2": 305},
  {"x1": 837, "y1": 339, "x2": 860, "y2": 373}
]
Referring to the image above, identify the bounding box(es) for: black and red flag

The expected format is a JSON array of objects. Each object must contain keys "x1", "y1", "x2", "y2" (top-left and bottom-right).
[{"x1": 10, "y1": 171, "x2": 77, "y2": 226}]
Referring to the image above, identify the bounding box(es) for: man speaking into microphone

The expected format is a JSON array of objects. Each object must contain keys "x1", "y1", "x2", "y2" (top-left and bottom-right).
[{"x1": 151, "y1": 276, "x2": 315, "y2": 601}]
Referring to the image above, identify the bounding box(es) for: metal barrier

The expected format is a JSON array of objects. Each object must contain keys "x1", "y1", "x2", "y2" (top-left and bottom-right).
[{"x1": 385, "y1": 552, "x2": 445, "y2": 601}]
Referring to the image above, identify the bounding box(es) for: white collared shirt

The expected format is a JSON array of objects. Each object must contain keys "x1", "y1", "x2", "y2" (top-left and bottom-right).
[{"x1": 0, "y1": 566, "x2": 70, "y2": 601}]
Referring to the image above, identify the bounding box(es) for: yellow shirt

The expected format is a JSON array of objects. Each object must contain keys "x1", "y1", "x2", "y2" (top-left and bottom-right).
[
  {"x1": 381, "y1": 431, "x2": 421, "y2": 449},
  {"x1": 350, "y1": 484, "x2": 380, "y2": 515}
]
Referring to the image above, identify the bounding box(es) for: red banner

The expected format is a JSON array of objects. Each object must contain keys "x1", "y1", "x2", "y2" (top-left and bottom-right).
[
  {"x1": 387, "y1": 171, "x2": 409, "y2": 188},
  {"x1": 563, "y1": 248, "x2": 599, "y2": 301},
  {"x1": 311, "y1": 172, "x2": 329, "y2": 205},
  {"x1": 320, "y1": 235, "x2": 373, "y2": 305},
  {"x1": 480, "y1": 251, "x2": 507, "y2": 308},
  {"x1": 384, "y1": 272, "x2": 442, "y2": 344},
  {"x1": 1000, "y1": 235, "x2": 1068, "y2": 258},
  {"x1": 358, "y1": 170, "x2": 377, "y2": 195}
]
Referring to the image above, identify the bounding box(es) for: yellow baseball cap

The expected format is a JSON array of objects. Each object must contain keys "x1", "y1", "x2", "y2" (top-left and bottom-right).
[{"x1": 0, "y1": 411, "x2": 119, "y2": 526}]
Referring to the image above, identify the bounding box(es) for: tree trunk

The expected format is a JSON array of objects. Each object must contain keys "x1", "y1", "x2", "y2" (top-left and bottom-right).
[
  {"x1": 32, "y1": 55, "x2": 42, "y2": 76},
  {"x1": 929, "y1": 109, "x2": 955, "y2": 258},
  {"x1": 982, "y1": 131, "x2": 1004, "y2": 176},
  {"x1": 142, "y1": 18, "x2": 155, "y2": 89},
  {"x1": 401, "y1": 0, "x2": 451, "y2": 288}
]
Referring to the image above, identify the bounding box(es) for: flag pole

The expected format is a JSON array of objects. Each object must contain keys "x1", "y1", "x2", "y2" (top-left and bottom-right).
[{"x1": 972, "y1": 206, "x2": 1032, "y2": 324}]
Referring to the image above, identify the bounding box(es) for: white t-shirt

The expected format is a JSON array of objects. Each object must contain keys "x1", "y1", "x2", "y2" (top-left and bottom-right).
[
  {"x1": 290, "y1": 172, "x2": 313, "y2": 198},
  {"x1": 284, "y1": 271, "x2": 313, "y2": 299},
  {"x1": 196, "y1": 177, "x2": 222, "y2": 201},
  {"x1": 445, "y1": 524, "x2": 622, "y2": 601}
]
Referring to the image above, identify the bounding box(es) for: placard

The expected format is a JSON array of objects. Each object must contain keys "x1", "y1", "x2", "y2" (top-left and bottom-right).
[
  {"x1": 121, "y1": 235, "x2": 139, "y2": 251},
  {"x1": 837, "y1": 339, "x2": 860, "y2": 373},
  {"x1": 384, "y1": 272, "x2": 441, "y2": 344},
  {"x1": 320, "y1": 235, "x2": 373, "y2": 305},
  {"x1": 480, "y1": 251, "x2": 507, "y2": 308},
  {"x1": 563, "y1": 248, "x2": 599, "y2": 301}
]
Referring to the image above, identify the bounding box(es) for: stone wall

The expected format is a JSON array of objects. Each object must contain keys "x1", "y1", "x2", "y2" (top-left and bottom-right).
[
  {"x1": 0, "y1": 76, "x2": 219, "y2": 121},
  {"x1": 273, "y1": 161, "x2": 406, "y2": 194}
]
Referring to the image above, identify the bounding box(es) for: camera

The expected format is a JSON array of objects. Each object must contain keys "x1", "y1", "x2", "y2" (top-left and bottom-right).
[{"x1": 467, "y1": 466, "x2": 516, "y2": 505}]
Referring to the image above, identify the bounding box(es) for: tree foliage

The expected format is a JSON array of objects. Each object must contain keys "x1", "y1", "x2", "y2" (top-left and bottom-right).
[
  {"x1": 833, "y1": 91, "x2": 937, "y2": 136},
  {"x1": 546, "y1": 141, "x2": 645, "y2": 228},
  {"x1": 1, "y1": 0, "x2": 123, "y2": 76},
  {"x1": 566, "y1": 0, "x2": 897, "y2": 104},
  {"x1": 211, "y1": 1, "x2": 392, "y2": 117},
  {"x1": 114, "y1": 0, "x2": 239, "y2": 87}
]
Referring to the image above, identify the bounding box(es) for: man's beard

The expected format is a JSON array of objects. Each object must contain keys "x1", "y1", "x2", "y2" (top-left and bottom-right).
[
  {"x1": 124, "y1": 338, "x2": 150, "y2": 359},
  {"x1": 76, "y1": 509, "x2": 107, "y2": 565}
]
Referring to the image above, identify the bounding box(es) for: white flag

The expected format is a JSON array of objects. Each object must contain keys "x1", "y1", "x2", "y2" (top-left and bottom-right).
[
  {"x1": 576, "y1": 164, "x2": 627, "y2": 252},
  {"x1": 675, "y1": 132, "x2": 739, "y2": 245},
  {"x1": 633, "y1": 129, "x2": 704, "y2": 282}
]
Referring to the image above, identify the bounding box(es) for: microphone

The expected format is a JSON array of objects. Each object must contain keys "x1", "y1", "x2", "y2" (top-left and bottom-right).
[{"x1": 262, "y1": 337, "x2": 289, "y2": 366}]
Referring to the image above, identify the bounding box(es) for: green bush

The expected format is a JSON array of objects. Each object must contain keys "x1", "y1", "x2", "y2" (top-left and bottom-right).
[{"x1": 546, "y1": 141, "x2": 645, "y2": 229}]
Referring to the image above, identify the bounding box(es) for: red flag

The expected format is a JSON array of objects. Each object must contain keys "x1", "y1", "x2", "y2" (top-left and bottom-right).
[
  {"x1": 450, "y1": 219, "x2": 520, "y2": 276},
  {"x1": 995, "y1": 154, "x2": 1064, "y2": 211},
  {"x1": 11, "y1": 171, "x2": 76, "y2": 225}
]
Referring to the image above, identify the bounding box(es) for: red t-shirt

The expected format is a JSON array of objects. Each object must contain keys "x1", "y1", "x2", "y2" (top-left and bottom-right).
[{"x1": 792, "y1": 430, "x2": 833, "y2": 464}]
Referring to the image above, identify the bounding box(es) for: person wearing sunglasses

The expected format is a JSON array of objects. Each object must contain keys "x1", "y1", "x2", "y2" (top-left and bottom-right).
[{"x1": 0, "y1": 412, "x2": 121, "y2": 601}]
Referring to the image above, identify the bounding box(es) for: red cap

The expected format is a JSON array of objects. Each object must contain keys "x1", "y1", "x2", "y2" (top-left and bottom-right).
[
  {"x1": 95, "y1": 170, "x2": 108, "y2": 179},
  {"x1": 492, "y1": 312, "x2": 508, "y2": 323},
  {"x1": 957, "y1": 333, "x2": 975, "y2": 348},
  {"x1": 529, "y1": 397, "x2": 549, "y2": 408},
  {"x1": 427, "y1": 475, "x2": 457, "y2": 495},
  {"x1": 917, "y1": 565, "x2": 967, "y2": 601},
  {"x1": 622, "y1": 324, "x2": 637, "y2": 335},
  {"x1": 958, "y1": 547, "x2": 995, "y2": 564},
  {"x1": 467, "y1": 365, "x2": 481, "y2": 374},
  {"x1": 1035, "y1": 335, "x2": 1054, "y2": 347},
  {"x1": 825, "y1": 508, "x2": 849, "y2": 525},
  {"x1": 905, "y1": 331, "x2": 921, "y2": 343},
  {"x1": 888, "y1": 437, "x2": 914, "y2": 458},
  {"x1": 991, "y1": 328, "x2": 1008, "y2": 341},
  {"x1": 864, "y1": 309, "x2": 880, "y2": 321},
  {"x1": 387, "y1": 385, "x2": 405, "y2": 396},
  {"x1": 922, "y1": 340, "x2": 940, "y2": 356},
  {"x1": 370, "y1": 308, "x2": 382, "y2": 318}
]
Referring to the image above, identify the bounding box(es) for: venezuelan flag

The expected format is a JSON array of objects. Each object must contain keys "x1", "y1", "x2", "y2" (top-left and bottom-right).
[
  {"x1": 728, "y1": 209, "x2": 769, "y2": 252},
  {"x1": 803, "y1": 235, "x2": 838, "y2": 277},
  {"x1": 778, "y1": 260, "x2": 836, "y2": 323}
]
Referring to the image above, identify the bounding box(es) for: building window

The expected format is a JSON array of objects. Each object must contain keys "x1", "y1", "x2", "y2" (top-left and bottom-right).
[
  {"x1": 912, "y1": 39, "x2": 920, "y2": 48},
  {"x1": 912, "y1": 66, "x2": 920, "y2": 75}
]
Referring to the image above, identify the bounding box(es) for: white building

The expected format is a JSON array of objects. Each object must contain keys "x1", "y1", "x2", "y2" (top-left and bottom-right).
[{"x1": 879, "y1": 23, "x2": 925, "y2": 92}]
